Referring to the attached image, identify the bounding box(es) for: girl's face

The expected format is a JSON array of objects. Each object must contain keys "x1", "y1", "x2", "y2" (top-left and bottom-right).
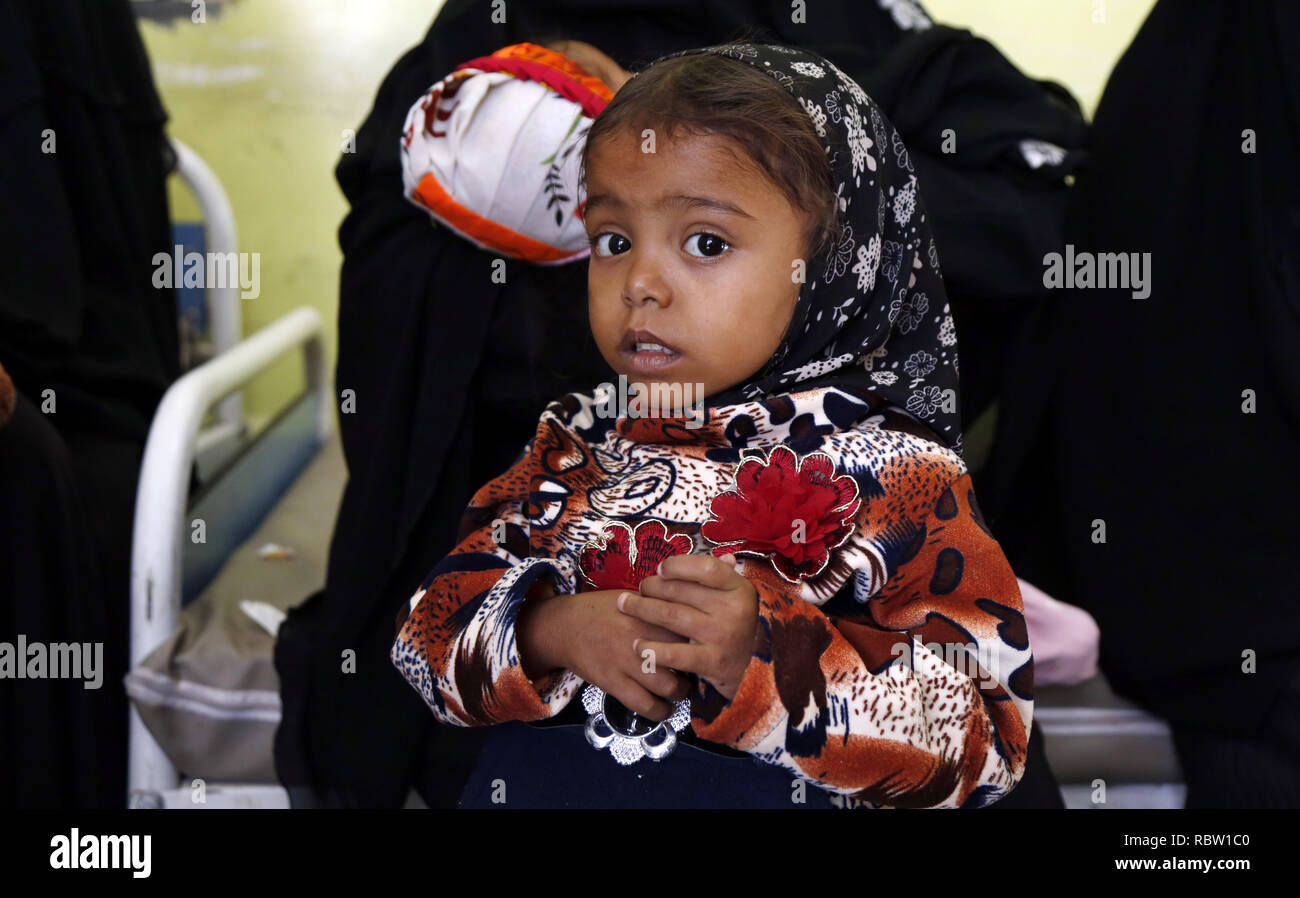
[{"x1": 583, "y1": 126, "x2": 809, "y2": 403}]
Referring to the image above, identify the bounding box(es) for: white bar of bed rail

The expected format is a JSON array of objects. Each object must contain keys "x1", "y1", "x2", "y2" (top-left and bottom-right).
[
  {"x1": 159, "y1": 785, "x2": 291, "y2": 809},
  {"x1": 170, "y1": 137, "x2": 243, "y2": 429},
  {"x1": 128, "y1": 306, "x2": 329, "y2": 807}
]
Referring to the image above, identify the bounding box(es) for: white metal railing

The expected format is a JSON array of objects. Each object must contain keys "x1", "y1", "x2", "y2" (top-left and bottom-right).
[
  {"x1": 170, "y1": 137, "x2": 242, "y2": 429},
  {"x1": 128, "y1": 306, "x2": 330, "y2": 806}
]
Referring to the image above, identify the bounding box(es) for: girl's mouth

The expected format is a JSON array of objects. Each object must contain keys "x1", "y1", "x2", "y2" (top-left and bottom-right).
[{"x1": 618, "y1": 329, "x2": 682, "y2": 373}]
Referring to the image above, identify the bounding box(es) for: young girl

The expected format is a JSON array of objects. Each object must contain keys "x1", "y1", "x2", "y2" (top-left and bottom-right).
[{"x1": 391, "y1": 40, "x2": 1034, "y2": 809}]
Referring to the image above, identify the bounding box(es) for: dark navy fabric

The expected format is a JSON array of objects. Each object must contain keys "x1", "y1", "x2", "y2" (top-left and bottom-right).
[{"x1": 457, "y1": 721, "x2": 839, "y2": 809}]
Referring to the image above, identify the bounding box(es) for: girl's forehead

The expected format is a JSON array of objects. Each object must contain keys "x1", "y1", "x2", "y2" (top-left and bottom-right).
[
  {"x1": 589, "y1": 125, "x2": 748, "y2": 165},
  {"x1": 586, "y1": 129, "x2": 772, "y2": 204}
]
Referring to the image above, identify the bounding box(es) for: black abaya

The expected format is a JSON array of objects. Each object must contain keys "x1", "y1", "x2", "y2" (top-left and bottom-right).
[
  {"x1": 992, "y1": 0, "x2": 1300, "y2": 806},
  {"x1": 0, "y1": 0, "x2": 179, "y2": 808}
]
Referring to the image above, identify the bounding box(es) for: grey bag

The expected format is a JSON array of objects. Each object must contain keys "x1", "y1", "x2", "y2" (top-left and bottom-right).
[
  {"x1": 126, "y1": 594, "x2": 282, "y2": 783},
  {"x1": 125, "y1": 434, "x2": 343, "y2": 784}
]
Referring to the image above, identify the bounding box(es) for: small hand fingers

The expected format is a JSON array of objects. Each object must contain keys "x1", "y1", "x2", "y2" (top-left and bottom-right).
[
  {"x1": 628, "y1": 638, "x2": 685, "y2": 699},
  {"x1": 633, "y1": 639, "x2": 706, "y2": 685},
  {"x1": 610, "y1": 676, "x2": 675, "y2": 723},
  {"x1": 642, "y1": 621, "x2": 690, "y2": 644},
  {"x1": 639, "y1": 666, "x2": 690, "y2": 702},
  {"x1": 638, "y1": 575, "x2": 717, "y2": 613},
  {"x1": 619, "y1": 590, "x2": 709, "y2": 638},
  {"x1": 657, "y1": 553, "x2": 746, "y2": 589}
]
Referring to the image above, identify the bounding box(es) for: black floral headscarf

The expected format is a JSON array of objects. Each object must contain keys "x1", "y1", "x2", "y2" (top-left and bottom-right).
[{"x1": 642, "y1": 41, "x2": 964, "y2": 457}]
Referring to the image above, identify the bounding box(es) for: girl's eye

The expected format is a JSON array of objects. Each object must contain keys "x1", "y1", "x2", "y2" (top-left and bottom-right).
[
  {"x1": 684, "y1": 232, "x2": 729, "y2": 259},
  {"x1": 591, "y1": 232, "x2": 630, "y2": 257}
]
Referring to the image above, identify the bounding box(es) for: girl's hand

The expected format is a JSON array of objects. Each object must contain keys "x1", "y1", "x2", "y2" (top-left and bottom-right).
[
  {"x1": 518, "y1": 587, "x2": 691, "y2": 721},
  {"x1": 619, "y1": 554, "x2": 760, "y2": 701}
]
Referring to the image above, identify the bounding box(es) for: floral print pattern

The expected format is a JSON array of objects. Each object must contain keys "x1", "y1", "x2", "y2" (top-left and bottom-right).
[
  {"x1": 790, "y1": 61, "x2": 826, "y2": 78},
  {"x1": 903, "y1": 349, "x2": 937, "y2": 378},
  {"x1": 853, "y1": 233, "x2": 881, "y2": 293},
  {"x1": 799, "y1": 97, "x2": 828, "y2": 137},
  {"x1": 824, "y1": 89, "x2": 843, "y2": 124},
  {"x1": 891, "y1": 290, "x2": 929, "y2": 333},
  {"x1": 938, "y1": 315, "x2": 957, "y2": 347},
  {"x1": 906, "y1": 385, "x2": 946, "y2": 418},
  {"x1": 844, "y1": 103, "x2": 876, "y2": 182},
  {"x1": 824, "y1": 223, "x2": 855, "y2": 285},
  {"x1": 893, "y1": 176, "x2": 917, "y2": 226}
]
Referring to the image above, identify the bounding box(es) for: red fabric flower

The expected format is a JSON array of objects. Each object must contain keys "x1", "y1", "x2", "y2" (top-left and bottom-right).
[
  {"x1": 578, "y1": 519, "x2": 694, "y2": 591},
  {"x1": 701, "y1": 446, "x2": 861, "y2": 583}
]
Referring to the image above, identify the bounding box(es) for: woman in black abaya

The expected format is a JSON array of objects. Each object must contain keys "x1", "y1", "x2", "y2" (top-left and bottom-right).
[
  {"x1": 1033, "y1": 0, "x2": 1300, "y2": 806},
  {"x1": 0, "y1": 0, "x2": 179, "y2": 808}
]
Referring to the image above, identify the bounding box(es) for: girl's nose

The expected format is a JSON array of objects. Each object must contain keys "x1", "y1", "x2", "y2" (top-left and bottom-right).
[{"x1": 622, "y1": 251, "x2": 672, "y2": 309}]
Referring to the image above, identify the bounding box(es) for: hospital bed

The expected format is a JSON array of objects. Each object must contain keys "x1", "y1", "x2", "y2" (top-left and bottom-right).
[
  {"x1": 123, "y1": 143, "x2": 1184, "y2": 810},
  {"x1": 127, "y1": 139, "x2": 331, "y2": 808},
  {"x1": 127, "y1": 302, "x2": 330, "y2": 808}
]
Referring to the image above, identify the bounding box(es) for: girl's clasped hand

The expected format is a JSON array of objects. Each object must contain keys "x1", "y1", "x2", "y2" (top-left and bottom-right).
[
  {"x1": 520, "y1": 554, "x2": 758, "y2": 721},
  {"x1": 621, "y1": 554, "x2": 759, "y2": 704}
]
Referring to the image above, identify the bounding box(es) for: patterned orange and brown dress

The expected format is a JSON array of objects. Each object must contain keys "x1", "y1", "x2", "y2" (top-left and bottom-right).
[{"x1": 392, "y1": 384, "x2": 1033, "y2": 809}]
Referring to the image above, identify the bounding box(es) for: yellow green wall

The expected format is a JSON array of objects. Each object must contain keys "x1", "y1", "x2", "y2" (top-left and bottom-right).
[
  {"x1": 139, "y1": 0, "x2": 1156, "y2": 430},
  {"x1": 924, "y1": 0, "x2": 1155, "y2": 116},
  {"x1": 140, "y1": 0, "x2": 444, "y2": 431}
]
